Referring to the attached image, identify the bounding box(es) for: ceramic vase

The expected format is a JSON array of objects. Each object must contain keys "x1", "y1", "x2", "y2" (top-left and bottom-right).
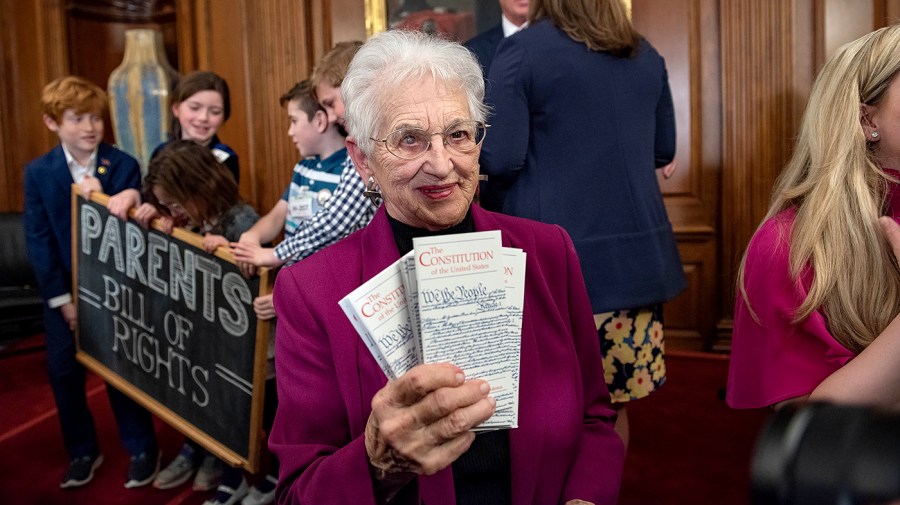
[{"x1": 108, "y1": 29, "x2": 178, "y2": 173}]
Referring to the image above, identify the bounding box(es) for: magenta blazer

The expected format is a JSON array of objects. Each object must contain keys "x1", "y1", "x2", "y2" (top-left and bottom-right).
[{"x1": 269, "y1": 204, "x2": 624, "y2": 505}]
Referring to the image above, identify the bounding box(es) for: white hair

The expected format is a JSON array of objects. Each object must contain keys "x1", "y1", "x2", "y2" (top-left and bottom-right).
[{"x1": 341, "y1": 29, "x2": 488, "y2": 156}]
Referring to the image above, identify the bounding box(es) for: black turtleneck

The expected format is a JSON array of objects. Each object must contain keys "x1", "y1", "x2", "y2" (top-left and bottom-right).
[
  {"x1": 385, "y1": 208, "x2": 512, "y2": 505},
  {"x1": 386, "y1": 209, "x2": 476, "y2": 256}
]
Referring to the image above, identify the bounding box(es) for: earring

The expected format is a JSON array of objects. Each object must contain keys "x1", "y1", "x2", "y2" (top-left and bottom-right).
[
  {"x1": 363, "y1": 176, "x2": 382, "y2": 207},
  {"x1": 872, "y1": 131, "x2": 880, "y2": 139}
]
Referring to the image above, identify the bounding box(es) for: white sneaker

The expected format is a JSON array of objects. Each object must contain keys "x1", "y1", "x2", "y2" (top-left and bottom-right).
[
  {"x1": 193, "y1": 454, "x2": 223, "y2": 491},
  {"x1": 241, "y1": 475, "x2": 277, "y2": 505},
  {"x1": 153, "y1": 453, "x2": 195, "y2": 489},
  {"x1": 203, "y1": 477, "x2": 248, "y2": 505}
]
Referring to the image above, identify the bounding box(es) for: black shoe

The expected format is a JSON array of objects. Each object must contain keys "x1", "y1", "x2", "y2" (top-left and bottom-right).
[
  {"x1": 124, "y1": 450, "x2": 160, "y2": 489},
  {"x1": 60, "y1": 454, "x2": 104, "y2": 489}
]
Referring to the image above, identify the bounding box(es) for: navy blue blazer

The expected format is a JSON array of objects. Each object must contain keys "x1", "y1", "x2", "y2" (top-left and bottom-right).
[
  {"x1": 24, "y1": 143, "x2": 141, "y2": 304},
  {"x1": 479, "y1": 19, "x2": 686, "y2": 312},
  {"x1": 464, "y1": 23, "x2": 504, "y2": 79}
]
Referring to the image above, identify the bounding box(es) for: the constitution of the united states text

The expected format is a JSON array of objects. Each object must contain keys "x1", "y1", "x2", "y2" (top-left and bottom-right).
[{"x1": 339, "y1": 230, "x2": 524, "y2": 429}]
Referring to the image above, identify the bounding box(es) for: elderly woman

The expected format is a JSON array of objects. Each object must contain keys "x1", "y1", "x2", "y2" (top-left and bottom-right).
[{"x1": 268, "y1": 30, "x2": 624, "y2": 505}]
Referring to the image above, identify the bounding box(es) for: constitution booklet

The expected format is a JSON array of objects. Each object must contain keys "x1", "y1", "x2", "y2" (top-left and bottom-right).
[
  {"x1": 398, "y1": 252, "x2": 424, "y2": 368},
  {"x1": 500, "y1": 247, "x2": 526, "y2": 428},
  {"x1": 338, "y1": 257, "x2": 418, "y2": 380},
  {"x1": 340, "y1": 231, "x2": 525, "y2": 429},
  {"x1": 413, "y1": 231, "x2": 517, "y2": 429}
]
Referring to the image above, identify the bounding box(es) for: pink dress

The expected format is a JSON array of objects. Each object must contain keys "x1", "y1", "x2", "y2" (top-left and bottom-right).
[{"x1": 727, "y1": 174, "x2": 900, "y2": 408}]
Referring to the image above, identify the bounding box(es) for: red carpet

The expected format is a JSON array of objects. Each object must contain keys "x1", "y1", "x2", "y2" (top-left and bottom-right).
[
  {"x1": 0, "y1": 335, "x2": 769, "y2": 504},
  {"x1": 0, "y1": 334, "x2": 217, "y2": 505},
  {"x1": 620, "y1": 350, "x2": 770, "y2": 505}
]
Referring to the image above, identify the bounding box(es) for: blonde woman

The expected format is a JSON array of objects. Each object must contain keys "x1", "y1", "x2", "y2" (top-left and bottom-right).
[{"x1": 727, "y1": 24, "x2": 900, "y2": 410}]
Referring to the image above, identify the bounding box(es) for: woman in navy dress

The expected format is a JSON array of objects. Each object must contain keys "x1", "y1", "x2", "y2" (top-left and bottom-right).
[{"x1": 479, "y1": 0, "x2": 686, "y2": 447}]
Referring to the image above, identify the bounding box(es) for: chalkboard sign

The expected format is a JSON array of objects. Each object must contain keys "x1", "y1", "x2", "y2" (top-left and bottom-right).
[{"x1": 72, "y1": 189, "x2": 272, "y2": 472}]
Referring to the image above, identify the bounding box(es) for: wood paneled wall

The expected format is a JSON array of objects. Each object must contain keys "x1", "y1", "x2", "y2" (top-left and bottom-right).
[
  {"x1": 0, "y1": 0, "x2": 68, "y2": 213},
  {"x1": 629, "y1": 0, "x2": 897, "y2": 350},
  {"x1": 0, "y1": 0, "x2": 329, "y2": 217},
  {"x1": 631, "y1": 0, "x2": 722, "y2": 350},
  {"x1": 716, "y1": 0, "x2": 817, "y2": 349}
]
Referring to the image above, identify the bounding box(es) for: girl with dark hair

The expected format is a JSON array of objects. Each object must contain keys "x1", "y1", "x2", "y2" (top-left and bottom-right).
[
  {"x1": 145, "y1": 141, "x2": 260, "y2": 504},
  {"x1": 144, "y1": 140, "x2": 255, "y2": 251},
  {"x1": 156, "y1": 70, "x2": 239, "y2": 182},
  {"x1": 133, "y1": 71, "x2": 241, "y2": 230}
]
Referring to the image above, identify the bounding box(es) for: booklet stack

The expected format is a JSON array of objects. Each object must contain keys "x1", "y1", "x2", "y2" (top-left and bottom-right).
[{"x1": 339, "y1": 231, "x2": 525, "y2": 429}]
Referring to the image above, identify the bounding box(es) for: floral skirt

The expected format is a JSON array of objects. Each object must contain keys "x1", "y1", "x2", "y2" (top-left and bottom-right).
[{"x1": 594, "y1": 304, "x2": 666, "y2": 403}]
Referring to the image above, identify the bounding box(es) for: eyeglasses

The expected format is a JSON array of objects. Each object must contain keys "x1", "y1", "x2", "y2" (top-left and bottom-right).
[{"x1": 371, "y1": 120, "x2": 488, "y2": 160}]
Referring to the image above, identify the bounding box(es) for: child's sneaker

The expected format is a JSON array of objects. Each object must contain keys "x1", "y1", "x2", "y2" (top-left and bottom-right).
[
  {"x1": 124, "y1": 450, "x2": 161, "y2": 488},
  {"x1": 203, "y1": 477, "x2": 248, "y2": 505},
  {"x1": 153, "y1": 452, "x2": 196, "y2": 489},
  {"x1": 193, "y1": 454, "x2": 223, "y2": 491},
  {"x1": 60, "y1": 453, "x2": 104, "y2": 489},
  {"x1": 242, "y1": 474, "x2": 277, "y2": 505}
]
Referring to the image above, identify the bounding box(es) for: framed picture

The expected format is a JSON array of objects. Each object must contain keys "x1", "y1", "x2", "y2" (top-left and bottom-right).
[
  {"x1": 365, "y1": 0, "x2": 502, "y2": 42},
  {"x1": 364, "y1": 0, "x2": 632, "y2": 43}
]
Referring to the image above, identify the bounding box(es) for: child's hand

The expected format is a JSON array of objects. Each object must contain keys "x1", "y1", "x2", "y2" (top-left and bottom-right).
[
  {"x1": 77, "y1": 175, "x2": 102, "y2": 198},
  {"x1": 237, "y1": 260, "x2": 258, "y2": 279},
  {"x1": 60, "y1": 302, "x2": 77, "y2": 331},
  {"x1": 157, "y1": 216, "x2": 176, "y2": 234},
  {"x1": 203, "y1": 233, "x2": 229, "y2": 253},
  {"x1": 107, "y1": 189, "x2": 141, "y2": 220},
  {"x1": 134, "y1": 203, "x2": 160, "y2": 228},
  {"x1": 230, "y1": 242, "x2": 285, "y2": 268},
  {"x1": 253, "y1": 294, "x2": 276, "y2": 320}
]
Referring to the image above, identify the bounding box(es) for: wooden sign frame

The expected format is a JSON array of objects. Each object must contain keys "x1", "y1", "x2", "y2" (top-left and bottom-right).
[{"x1": 71, "y1": 187, "x2": 272, "y2": 472}]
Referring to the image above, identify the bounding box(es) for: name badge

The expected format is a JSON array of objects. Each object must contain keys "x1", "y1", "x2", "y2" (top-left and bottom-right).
[{"x1": 288, "y1": 186, "x2": 314, "y2": 221}]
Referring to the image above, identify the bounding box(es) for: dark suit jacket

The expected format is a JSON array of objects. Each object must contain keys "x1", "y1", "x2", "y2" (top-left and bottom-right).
[
  {"x1": 466, "y1": 23, "x2": 510, "y2": 212},
  {"x1": 269, "y1": 204, "x2": 624, "y2": 505},
  {"x1": 480, "y1": 19, "x2": 686, "y2": 313},
  {"x1": 464, "y1": 23, "x2": 504, "y2": 78},
  {"x1": 24, "y1": 143, "x2": 141, "y2": 303}
]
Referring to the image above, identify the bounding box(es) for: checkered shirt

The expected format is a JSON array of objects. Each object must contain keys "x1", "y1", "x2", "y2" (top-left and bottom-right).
[{"x1": 273, "y1": 155, "x2": 375, "y2": 263}]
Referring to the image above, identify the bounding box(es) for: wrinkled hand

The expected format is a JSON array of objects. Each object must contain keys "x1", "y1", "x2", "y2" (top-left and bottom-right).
[
  {"x1": 107, "y1": 189, "x2": 140, "y2": 220},
  {"x1": 203, "y1": 233, "x2": 229, "y2": 254},
  {"x1": 60, "y1": 302, "x2": 77, "y2": 331},
  {"x1": 133, "y1": 203, "x2": 160, "y2": 228},
  {"x1": 77, "y1": 175, "x2": 102, "y2": 198},
  {"x1": 365, "y1": 363, "x2": 495, "y2": 489},
  {"x1": 659, "y1": 160, "x2": 677, "y2": 179},
  {"x1": 253, "y1": 294, "x2": 276, "y2": 320},
  {"x1": 230, "y1": 242, "x2": 284, "y2": 269},
  {"x1": 880, "y1": 216, "x2": 900, "y2": 260}
]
